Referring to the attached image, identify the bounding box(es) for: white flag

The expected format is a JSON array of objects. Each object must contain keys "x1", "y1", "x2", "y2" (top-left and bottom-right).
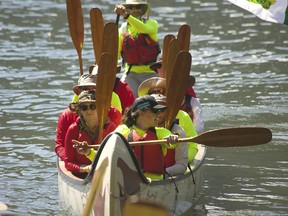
[{"x1": 227, "y1": 0, "x2": 288, "y2": 25}]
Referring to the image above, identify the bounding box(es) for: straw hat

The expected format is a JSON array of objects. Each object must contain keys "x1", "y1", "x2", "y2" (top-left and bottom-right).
[
  {"x1": 122, "y1": 0, "x2": 148, "y2": 16},
  {"x1": 138, "y1": 77, "x2": 166, "y2": 96}
]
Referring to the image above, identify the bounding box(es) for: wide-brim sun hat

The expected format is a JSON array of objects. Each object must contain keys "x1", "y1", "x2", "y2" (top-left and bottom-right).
[
  {"x1": 138, "y1": 77, "x2": 166, "y2": 96},
  {"x1": 121, "y1": 0, "x2": 148, "y2": 16},
  {"x1": 73, "y1": 74, "x2": 97, "y2": 95}
]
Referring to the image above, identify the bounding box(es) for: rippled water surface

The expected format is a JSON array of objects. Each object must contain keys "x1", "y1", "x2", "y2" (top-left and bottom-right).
[{"x1": 1, "y1": 0, "x2": 287, "y2": 215}]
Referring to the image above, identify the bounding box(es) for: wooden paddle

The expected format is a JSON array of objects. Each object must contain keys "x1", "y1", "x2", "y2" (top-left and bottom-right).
[
  {"x1": 101, "y1": 22, "x2": 119, "y2": 73},
  {"x1": 165, "y1": 51, "x2": 191, "y2": 129},
  {"x1": 96, "y1": 53, "x2": 116, "y2": 142},
  {"x1": 66, "y1": 0, "x2": 84, "y2": 75},
  {"x1": 161, "y1": 34, "x2": 175, "y2": 79},
  {"x1": 122, "y1": 196, "x2": 169, "y2": 216},
  {"x1": 88, "y1": 127, "x2": 272, "y2": 149},
  {"x1": 82, "y1": 158, "x2": 108, "y2": 216},
  {"x1": 165, "y1": 38, "x2": 181, "y2": 88},
  {"x1": 177, "y1": 24, "x2": 191, "y2": 51},
  {"x1": 90, "y1": 7, "x2": 104, "y2": 65}
]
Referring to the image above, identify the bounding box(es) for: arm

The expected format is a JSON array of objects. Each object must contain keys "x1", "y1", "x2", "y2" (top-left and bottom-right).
[
  {"x1": 190, "y1": 97, "x2": 204, "y2": 134},
  {"x1": 165, "y1": 124, "x2": 188, "y2": 176}
]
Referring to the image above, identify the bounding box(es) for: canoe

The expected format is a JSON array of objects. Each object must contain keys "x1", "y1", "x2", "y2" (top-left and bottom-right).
[{"x1": 57, "y1": 131, "x2": 207, "y2": 216}]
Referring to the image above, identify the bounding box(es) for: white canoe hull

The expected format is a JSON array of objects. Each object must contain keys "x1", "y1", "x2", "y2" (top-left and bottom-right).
[{"x1": 57, "y1": 132, "x2": 206, "y2": 216}]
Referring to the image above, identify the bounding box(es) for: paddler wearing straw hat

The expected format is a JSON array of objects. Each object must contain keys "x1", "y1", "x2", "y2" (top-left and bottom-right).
[
  {"x1": 149, "y1": 53, "x2": 204, "y2": 134},
  {"x1": 114, "y1": 0, "x2": 161, "y2": 98}
]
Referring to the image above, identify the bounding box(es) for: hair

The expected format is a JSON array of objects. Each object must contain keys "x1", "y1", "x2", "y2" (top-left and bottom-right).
[{"x1": 122, "y1": 107, "x2": 140, "y2": 128}]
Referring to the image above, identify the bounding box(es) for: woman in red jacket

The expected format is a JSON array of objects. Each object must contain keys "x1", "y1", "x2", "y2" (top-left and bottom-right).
[{"x1": 64, "y1": 90, "x2": 117, "y2": 178}]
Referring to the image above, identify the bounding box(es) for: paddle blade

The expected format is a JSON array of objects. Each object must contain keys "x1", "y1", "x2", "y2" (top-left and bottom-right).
[
  {"x1": 193, "y1": 127, "x2": 273, "y2": 147},
  {"x1": 96, "y1": 53, "x2": 116, "y2": 142},
  {"x1": 82, "y1": 158, "x2": 108, "y2": 216},
  {"x1": 90, "y1": 8, "x2": 104, "y2": 64},
  {"x1": 122, "y1": 196, "x2": 169, "y2": 216},
  {"x1": 162, "y1": 34, "x2": 175, "y2": 79},
  {"x1": 165, "y1": 51, "x2": 191, "y2": 129},
  {"x1": 101, "y1": 22, "x2": 119, "y2": 73},
  {"x1": 166, "y1": 38, "x2": 181, "y2": 87},
  {"x1": 177, "y1": 24, "x2": 191, "y2": 51},
  {"x1": 66, "y1": 0, "x2": 84, "y2": 75}
]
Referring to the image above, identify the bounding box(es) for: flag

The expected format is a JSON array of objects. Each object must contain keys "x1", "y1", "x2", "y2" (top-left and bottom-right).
[{"x1": 227, "y1": 0, "x2": 288, "y2": 25}]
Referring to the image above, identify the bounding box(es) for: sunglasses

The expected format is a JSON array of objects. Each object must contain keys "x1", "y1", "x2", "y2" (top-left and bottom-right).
[
  {"x1": 80, "y1": 104, "x2": 96, "y2": 111},
  {"x1": 126, "y1": 5, "x2": 143, "y2": 10}
]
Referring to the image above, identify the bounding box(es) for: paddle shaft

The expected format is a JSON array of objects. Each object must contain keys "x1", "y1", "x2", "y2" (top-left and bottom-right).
[
  {"x1": 66, "y1": 0, "x2": 84, "y2": 75},
  {"x1": 87, "y1": 127, "x2": 272, "y2": 149}
]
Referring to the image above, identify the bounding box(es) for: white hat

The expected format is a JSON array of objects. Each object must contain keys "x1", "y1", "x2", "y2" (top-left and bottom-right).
[
  {"x1": 138, "y1": 77, "x2": 166, "y2": 96},
  {"x1": 122, "y1": 0, "x2": 148, "y2": 16}
]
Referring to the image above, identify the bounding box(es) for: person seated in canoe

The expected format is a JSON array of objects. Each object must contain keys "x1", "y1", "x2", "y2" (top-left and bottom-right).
[
  {"x1": 114, "y1": 0, "x2": 161, "y2": 98},
  {"x1": 89, "y1": 64, "x2": 135, "y2": 114},
  {"x1": 149, "y1": 54, "x2": 204, "y2": 134},
  {"x1": 64, "y1": 90, "x2": 117, "y2": 178},
  {"x1": 75, "y1": 95, "x2": 180, "y2": 180},
  {"x1": 151, "y1": 94, "x2": 188, "y2": 176},
  {"x1": 54, "y1": 74, "x2": 122, "y2": 161},
  {"x1": 138, "y1": 77, "x2": 198, "y2": 163}
]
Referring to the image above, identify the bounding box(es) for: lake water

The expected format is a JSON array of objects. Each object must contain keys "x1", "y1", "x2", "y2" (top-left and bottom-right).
[{"x1": 1, "y1": 0, "x2": 287, "y2": 215}]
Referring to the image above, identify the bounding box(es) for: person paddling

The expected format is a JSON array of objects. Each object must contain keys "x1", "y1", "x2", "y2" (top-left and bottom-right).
[
  {"x1": 55, "y1": 74, "x2": 122, "y2": 161},
  {"x1": 114, "y1": 0, "x2": 161, "y2": 98},
  {"x1": 138, "y1": 77, "x2": 198, "y2": 163},
  {"x1": 64, "y1": 90, "x2": 117, "y2": 178},
  {"x1": 150, "y1": 54, "x2": 204, "y2": 134}
]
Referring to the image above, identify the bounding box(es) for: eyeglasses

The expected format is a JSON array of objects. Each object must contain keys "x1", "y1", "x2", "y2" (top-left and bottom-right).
[
  {"x1": 80, "y1": 104, "x2": 96, "y2": 111},
  {"x1": 126, "y1": 5, "x2": 143, "y2": 10}
]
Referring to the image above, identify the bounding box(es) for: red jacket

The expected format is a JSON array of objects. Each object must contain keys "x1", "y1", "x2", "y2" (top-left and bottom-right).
[
  {"x1": 64, "y1": 118, "x2": 116, "y2": 174},
  {"x1": 55, "y1": 107, "x2": 122, "y2": 160},
  {"x1": 114, "y1": 78, "x2": 135, "y2": 114}
]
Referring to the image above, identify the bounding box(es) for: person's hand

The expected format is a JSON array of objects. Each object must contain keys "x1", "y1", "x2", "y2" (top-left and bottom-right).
[
  {"x1": 80, "y1": 165, "x2": 91, "y2": 173},
  {"x1": 114, "y1": 5, "x2": 129, "y2": 18},
  {"x1": 164, "y1": 134, "x2": 179, "y2": 147},
  {"x1": 72, "y1": 140, "x2": 91, "y2": 156}
]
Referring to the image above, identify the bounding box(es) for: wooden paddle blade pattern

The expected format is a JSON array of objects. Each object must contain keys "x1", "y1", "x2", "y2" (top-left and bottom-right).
[
  {"x1": 101, "y1": 22, "x2": 118, "y2": 73},
  {"x1": 166, "y1": 38, "x2": 181, "y2": 87},
  {"x1": 193, "y1": 127, "x2": 273, "y2": 147},
  {"x1": 66, "y1": 0, "x2": 84, "y2": 75},
  {"x1": 96, "y1": 53, "x2": 116, "y2": 142},
  {"x1": 90, "y1": 7, "x2": 104, "y2": 64},
  {"x1": 162, "y1": 34, "x2": 175, "y2": 79},
  {"x1": 165, "y1": 51, "x2": 191, "y2": 129},
  {"x1": 177, "y1": 24, "x2": 191, "y2": 51}
]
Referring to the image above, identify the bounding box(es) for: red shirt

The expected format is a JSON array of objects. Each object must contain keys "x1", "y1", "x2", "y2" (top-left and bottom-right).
[
  {"x1": 55, "y1": 107, "x2": 122, "y2": 160},
  {"x1": 64, "y1": 119, "x2": 116, "y2": 174},
  {"x1": 114, "y1": 79, "x2": 135, "y2": 113}
]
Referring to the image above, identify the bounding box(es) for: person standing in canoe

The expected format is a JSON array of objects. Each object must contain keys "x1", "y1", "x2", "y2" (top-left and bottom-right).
[
  {"x1": 75, "y1": 95, "x2": 180, "y2": 180},
  {"x1": 149, "y1": 55, "x2": 204, "y2": 134},
  {"x1": 55, "y1": 74, "x2": 122, "y2": 161},
  {"x1": 114, "y1": 0, "x2": 161, "y2": 98},
  {"x1": 138, "y1": 77, "x2": 198, "y2": 163},
  {"x1": 64, "y1": 90, "x2": 117, "y2": 178}
]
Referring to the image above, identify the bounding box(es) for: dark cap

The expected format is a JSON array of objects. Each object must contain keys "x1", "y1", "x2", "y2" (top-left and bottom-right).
[{"x1": 131, "y1": 95, "x2": 166, "y2": 112}]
